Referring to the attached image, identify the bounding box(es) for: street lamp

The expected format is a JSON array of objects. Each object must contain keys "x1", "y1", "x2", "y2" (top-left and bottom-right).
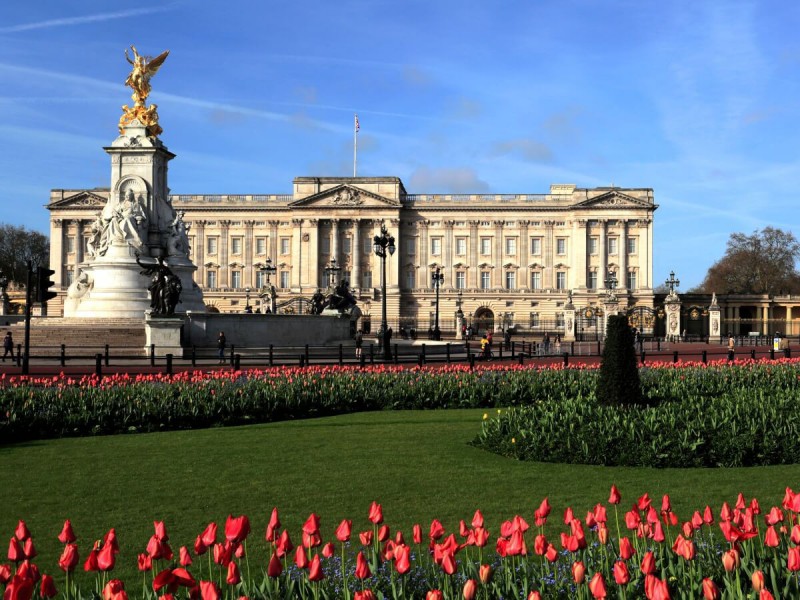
[
  {"x1": 431, "y1": 265, "x2": 444, "y2": 340},
  {"x1": 325, "y1": 257, "x2": 341, "y2": 288},
  {"x1": 245, "y1": 287, "x2": 251, "y2": 312},
  {"x1": 373, "y1": 223, "x2": 396, "y2": 359},
  {"x1": 261, "y1": 257, "x2": 277, "y2": 313}
]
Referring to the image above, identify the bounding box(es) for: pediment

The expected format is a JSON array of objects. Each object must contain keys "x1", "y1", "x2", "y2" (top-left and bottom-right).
[
  {"x1": 573, "y1": 190, "x2": 652, "y2": 209},
  {"x1": 289, "y1": 184, "x2": 401, "y2": 208},
  {"x1": 49, "y1": 190, "x2": 109, "y2": 209}
]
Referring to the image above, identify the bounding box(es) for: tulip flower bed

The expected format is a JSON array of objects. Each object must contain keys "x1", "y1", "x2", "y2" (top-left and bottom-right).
[{"x1": 6, "y1": 486, "x2": 800, "y2": 599}]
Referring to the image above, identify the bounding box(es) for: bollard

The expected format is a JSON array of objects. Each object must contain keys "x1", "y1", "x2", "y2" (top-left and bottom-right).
[
  {"x1": 150, "y1": 343, "x2": 156, "y2": 366},
  {"x1": 305, "y1": 344, "x2": 310, "y2": 365},
  {"x1": 641, "y1": 351, "x2": 646, "y2": 365},
  {"x1": 105, "y1": 344, "x2": 110, "y2": 367},
  {"x1": 269, "y1": 344, "x2": 274, "y2": 367},
  {"x1": 597, "y1": 341, "x2": 602, "y2": 355},
  {"x1": 230, "y1": 345, "x2": 235, "y2": 366},
  {"x1": 498, "y1": 344, "x2": 503, "y2": 360},
  {"x1": 369, "y1": 344, "x2": 374, "y2": 364},
  {"x1": 394, "y1": 344, "x2": 399, "y2": 364},
  {"x1": 166, "y1": 354, "x2": 173, "y2": 376},
  {"x1": 518, "y1": 353, "x2": 524, "y2": 365},
  {"x1": 469, "y1": 354, "x2": 475, "y2": 369},
  {"x1": 16, "y1": 344, "x2": 21, "y2": 367},
  {"x1": 421, "y1": 344, "x2": 426, "y2": 363},
  {"x1": 673, "y1": 351, "x2": 678, "y2": 363},
  {"x1": 418, "y1": 353, "x2": 424, "y2": 367},
  {"x1": 563, "y1": 352, "x2": 569, "y2": 367},
  {"x1": 234, "y1": 354, "x2": 241, "y2": 371},
  {"x1": 360, "y1": 353, "x2": 366, "y2": 368},
  {"x1": 657, "y1": 339, "x2": 661, "y2": 351},
  {"x1": 299, "y1": 355, "x2": 305, "y2": 367},
  {"x1": 702, "y1": 350, "x2": 707, "y2": 364},
  {"x1": 785, "y1": 348, "x2": 791, "y2": 359},
  {"x1": 95, "y1": 353, "x2": 102, "y2": 377},
  {"x1": 751, "y1": 349, "x2": 756, "y2": 360},
  {"x1": 770, "y1": 347, "x2": 775, "y2": 360},
  {"x1": 191, "y1": 345, "x2": 196, "y2": 367},
  {"x1": 338, "y1": 344, "x2": 343, "y2": 366},
  {"x1": 446, "y1": 343, "x2": 451, "y2": 363},
  {"x1": 511, "y1": 341, "x2": 515, "y2": 358},
  {"x1": 60, "y1": 344, "x2": 66, "y2": 367}
]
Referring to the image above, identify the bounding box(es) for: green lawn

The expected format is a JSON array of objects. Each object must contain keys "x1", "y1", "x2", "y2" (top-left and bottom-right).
[{"x1": 2, "y1": 408, "x2": 799, "y2": 584}]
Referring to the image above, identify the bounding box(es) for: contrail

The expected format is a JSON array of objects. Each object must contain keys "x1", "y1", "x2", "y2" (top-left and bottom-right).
[{"x1": 0, "y1": 5, "x2": 180, "y2": 33}]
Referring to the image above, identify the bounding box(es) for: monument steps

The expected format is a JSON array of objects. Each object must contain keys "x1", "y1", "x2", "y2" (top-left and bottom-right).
[{"x1": 4, "y1": 319, "x2": 148, "y2": 356}]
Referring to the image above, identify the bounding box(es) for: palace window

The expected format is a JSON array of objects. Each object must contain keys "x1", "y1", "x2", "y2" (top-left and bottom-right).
[
  {"x1": 505, "y1": 271, "x2": 516, "y2": 290},
  {"x1": 66, "y1": 236, "x2": 75, "y2": 254},
  {"x1": 231, "y1": 271, "x2": 242, "y2": 289},
  {"x1": 588, "y1": 237, "x2": 598, "y2": 255},
  {"x1": 556, "y1": 238, "x2": 567, "y2": 255},
  {"x1": 363, "y1": 237, "x2": 372, "y2": 255},
  {"x1": 207, "y1": 237, "x2": 218, "y2": 254},
  {"x1": 255, "y1": 271, "x2": 268, "y2": 288},
  {"x1": 320, "y1": 236, "x2": 330, "y2": 254},
  {"x1": 279, "y1": 271, "x2": 290, "y2": 288},
  {"x1": 456, "y1": 271, "x2": 466, "y2": 289},
  {"x1": 608, "y1": 237, "x2": 618, "y2": 255},
  {"x1": 255, "y1": 237, "x2": 266, "y2": 255},
  {"x1": 206, "y1": 271, "x2": 217, "y2": 288},
  {"x1": 530, "y1": 237, "x2": 542, "y2": 255},
  {"x1": 231, "y1": 237, "x2": 242, "y2": 255},
  {"x1": 456, "y1": 237, "x2": 467, "y2": 255},
  {"x1": 480, "y1": 271, "x2": 491, "y2": 289},
  {"x1": 505, "y1": 237, "x2": 517, "y2": 255},
  {"x1": 627, "y1": 237, "x2": 637, "y2": 255},
  {"x1": 480, "y1": 238, "x2": 491, "y2": 255},
  {"x1": 627, "y1": 271, "x2": 637, "y2": 290},
  {"x1": 556, "y1": 271, "x2": 567, "y2": 290},
  {"x1": 405, "y1": 269, "x2": 416, "y2": 289},
  {"x1": 587, "y1": 271, "x2": 598, "y2": 290},
  {"x1": 343, "y1": 236, "x2": 352, "y2": 254},
  {"x1": 406, "y1": 239, "x2": 416, "y2": 256},
  {"x1": 529, "y1": 312, "x2": 540, "y2": 328},
  {"x1": 362, "y1": 271, "x2": 372, "y2": 289},
  {"x1": 556, "y1": 313, "x2": 565, "y2": 328},
  {"x1": 431, "y1": 237, "x2": 442, "y2": 256},
  {"x1": 531, "y1": 272, "x2": 542, "y2": 290},
  {"x1": 65, "y1": 269, "x2": 74, "y2": 286},
  {"x1": 280, "y1": 238, "x2": 290, "y2": 255}
]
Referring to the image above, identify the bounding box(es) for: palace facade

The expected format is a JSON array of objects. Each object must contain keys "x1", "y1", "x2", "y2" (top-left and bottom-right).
[{"x1": 48, "y1": 177, "x2": 657, "y2": 335}]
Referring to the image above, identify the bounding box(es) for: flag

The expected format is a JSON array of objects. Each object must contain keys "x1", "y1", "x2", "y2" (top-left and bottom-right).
[{"x1": 355, "y1": 114, "x2": 360, "y2": 132}]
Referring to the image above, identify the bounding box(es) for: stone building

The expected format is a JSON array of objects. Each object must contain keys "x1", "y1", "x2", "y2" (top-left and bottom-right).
[{"x1": 48, "y1": 177, "x2": 658, "y2": 336}]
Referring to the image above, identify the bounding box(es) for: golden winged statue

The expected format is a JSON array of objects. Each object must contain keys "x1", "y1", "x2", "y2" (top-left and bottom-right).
[{"x1": 119, "y1": 45, "x2": 170, "y2": 138}]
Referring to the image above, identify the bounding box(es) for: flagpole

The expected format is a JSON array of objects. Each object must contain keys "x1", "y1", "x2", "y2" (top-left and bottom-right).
[{"x1": 353, "y1": 114, "x2": 358, "y2": 177}]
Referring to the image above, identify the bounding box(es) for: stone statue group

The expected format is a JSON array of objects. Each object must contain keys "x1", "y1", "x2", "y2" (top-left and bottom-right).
[
  {"x1": 310, "y1": 280, "x2": 358, "y2": 314},
  {"x1": 136, "y1": 254, "x2": 182, "y2": 316}
]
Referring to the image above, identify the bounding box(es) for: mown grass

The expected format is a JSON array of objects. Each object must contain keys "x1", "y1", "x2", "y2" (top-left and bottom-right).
[{"x1": 2, "y1": 408, "x2": 798, "y2": 584}]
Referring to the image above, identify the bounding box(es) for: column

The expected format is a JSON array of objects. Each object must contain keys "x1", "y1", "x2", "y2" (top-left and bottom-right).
[
  {"x1": 331, "y1": 219, "x2": 340, "y2": 275},
  {"x1": 544, "y1": 220, "x2": 554, "y2": 288},
  {"x1": 352, "y1": 219, "x2": 361, "y2": 290},
  {"x1": 51, "y1": 219, "x2": 64, "y2": 287},
  {"x1": 445, "y1": 220, "x2": 455, "y2": 286},
  {"x1": 572, "y1": 219, "x2": 587, "y2": 290},
  {"x1": 388, "y1": 219, "x2": 400, "y2": 289},
  {"x1": 787, "y1": 306, "x2": 793, "y2": 336},
  {"x1": 194, "y1": 220, "x2": 206, "y2": 288},
  {"x1": 307, "y1": 219, "x2": 320, "y2": 290},
  {"x1": 598, "y1": 219, "x2": 607, "y2": 289},
  {"x1": 642, "y1": 218, "x2": 653, "y2": 288},
  {"x1": 419, "y1": 220, "x2": 429, "y2": 273},
  {"x1": 291, "y1": 218, "x2": 304, "y2": 288},
  {"x1": 244, "y1": 220, "x2": 255, "y2": 287},
  {"x1": 269, "y1": 220, "x2": 279, "y2": 263},
  {"x1": 493, "y1": 220, "x2": 504, "y2": 288},
  {"x1": 619, "y1": 219, "x2": 628, "y2": 289},
  {"x1": 219, "y1": 221, "x2": 230, "y2": 287},
  {"x1": 519, "y1": 220, "x2": 529, "y2": 290},
  {"x1": 469, "y1": 220, "x2": 479, "y2": 289},
  {"x1": 74, "y1": 219, "x2": 84, "y2": 271}
]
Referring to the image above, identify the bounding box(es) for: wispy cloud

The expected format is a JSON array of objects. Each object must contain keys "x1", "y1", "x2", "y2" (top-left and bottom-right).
[{"x1": 0, "y1": 5, "x2": 181, "y2": 34}]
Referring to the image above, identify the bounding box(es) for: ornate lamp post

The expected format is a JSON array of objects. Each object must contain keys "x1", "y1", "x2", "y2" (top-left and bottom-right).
[
  {"x1": 245, "y1": 287, "x2": 251, "y2": 312},
  {"x1": 431, "y1": 265, "x2": 444, "y2": 340},
  {"x1": 325, "y1": 257, "x2": 341, "y2": 288},
  {"x1": 0, "y1": 270, "x2": 7, "y2": 316},
  {"x1": 262, "y1": 257, "x2": 277, "y2": 313},
  {"x1": 373, "y1": 223, "x2": 396, "y2": 359},
  {"x1": 455, "y1": 289, "x2": 464, "y2": 340}
]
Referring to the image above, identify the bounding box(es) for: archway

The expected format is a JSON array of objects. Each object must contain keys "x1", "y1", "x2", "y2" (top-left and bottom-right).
[{"x1": 472, "y1": 307, "x2": 494, "y2": 336}]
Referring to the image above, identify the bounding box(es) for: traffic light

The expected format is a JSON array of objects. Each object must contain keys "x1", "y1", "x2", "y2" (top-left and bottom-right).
[{"x1": 36, "y1": 267, "x2": 57, "y2": 303}]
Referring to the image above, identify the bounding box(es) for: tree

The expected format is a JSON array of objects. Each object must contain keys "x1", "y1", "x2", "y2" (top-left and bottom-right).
[
  {"x1": 0, "y1": 224, "x2": 50, "y2": 288},
  {"x1": 696, "y1": 227, "x2": 800, "y2": 295},
  {"x1": 596, "y1": 314, "x2": 644, "y2": 407}
]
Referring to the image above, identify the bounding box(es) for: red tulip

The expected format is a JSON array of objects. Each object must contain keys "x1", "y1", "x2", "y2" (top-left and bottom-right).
[
  {"x1": 429, "y1": 520, "x2": 445, "y2": 541},
  {"x1": 7, "y1": 537, "x2": 23, "y2": 562},
  {"x1": 721, "y1": 549, "x2": 739, "y2": 571},
  {"x1": 752, "y1": 571, "x2": 765, "y2": 592},
  {"x1": 462, "y1": 579, "x2": 477, "y2": 600},
  {"x1": 359, "y1": 531, "x2": 373, "y2": 546},
  {"x1": 102, "y1": 579, "x2": 125, "y2": 600},
  {"x1": 40, "y1": 574, "x2": 57, "y2": 598},
  {"x1": 613, "y1": 561, "x2": 629, "y2": 585},
  {"x1": 84, "y1": 546, "x2": 99, "y2": 572},
  {"x1": 608, "y1": 485, "x2": 621, "y2": 505},
  {"x1": 528, "y1": 593, "x2": 542, "y2": 600},
  {"x1": 266, "y1": 509, "x2": 280, "y2": 542},
  {"x1": 0, "y1": 563, "x2": 11, "y2": 584},
  {"x1": 224, "y1": 516, "x2": 250, "y2": 543},
  {"x1": 14, "y1": 521, "x2": 30, "y2": 542},
  {"x1": 597, "y1": 523, "x2": 609, "y2": 545},
  {"x1": 479, "y1": 564, "x2": 492, "y2": 584},
  {"x1": 394, "y1": 544, "x2": 410, "y2": 574},
  {"x1": 571, "y1": 561, "x2": 586, "y2": 584},
  {"x1": 644, "y1": 575, "x2": 670, "y2": 600},
  {"x1": 764, "y1": 526, "x2": 780, "y2": 548},
  {"x1": 441, "y1": 552, "x2": 457, "y2": 575},
  {"x1": 588, "y1": 573, "x2": 607, "y2": 598},
  {"x1": 226, "y1": 562, "x2": 240, "y2": 585},
  {"x1": 412, "y1": 524, "x2": 422, "y2": 545},
  {"x1": 789, "y1": 546, "x2": 800, "y2": 571},
  {"x1": 267, "y1": 552, "x2": 282, "y2": 578},
  {"x1": 377, "y1": 525, "x2": 390, "y2": 542},
  {"x1": 153, "y1": 570, "x2": 176, "y2": 593},
  {"x1": 193, "y1": 536, "x2": 206, "y2": 556},
  {"x1": 354, "y1": 591, "x2": 376, "y2": 600},
  {"x1": 294, "y1": 546, "x2": 307, "y2": 569},
  {"x1": 137, "y1": 553, "x2": 152, "y2": 572},
  {"x1": 4, "y1": 575, "x2": 34, "y2": 600},
  {"x1": 368, "y1": 502, "x2": 383, "y2": 525},
  {"x1": 760, "y1": 590, "x2": 775, "y2": 600},
  {"x1": 545, "y1": 543, "x2": 558, "y2": 562},
  {"x1": 425, "y1": 591, "x2": 443, "y2": 600},
  {"x1": 321, "y1": 542, "x2": 334, "y2": 558},
  {"x1": 308, "y1": 554, "x2": 324, "y2": 582},
  {"x1": 154, "y1": 521, "x2": 169, "y2": 542},
  {"x1": 98, "y1": 542, "x2": 116, "y2": 572},
  {"x1": 200, "y1": 581, "x2": 220, "y2": 600},
  {"x1": 471, "y1": 510, "x2": 484, "y2": 529},
  {"x1": 58, "y1": 521, "x2": 76, "y2": 544},
  {"x1": 702, "y1": 578, "x2": 721, "y2": 600},
  {"x1": 640, "y1": 551, "x2": 656, "y2": 575},
  {"x1": 394, "y1": 531, "x2": 405, "y2": 545},
  {"x1": 276, "y1": 531, "x2": 293, "y2": 557},
  {"x1": 179, "y1": 546, "x2": 192, "y2": 567},
  {"x1": 335, "y1": 520, "x2": 352, "y2": 542},
  {"x1": 58, "y1": 544, "x2": 79, "y2": 573},
  {"x1": 355, "y1": 551, "x2": 371, "y2": 579},
  {"x1": 618, "y1": 537, "x2": 634, "y2": 560},
  {"x1": 201, "y1": 523, "x2": 217, "y2": 548}
]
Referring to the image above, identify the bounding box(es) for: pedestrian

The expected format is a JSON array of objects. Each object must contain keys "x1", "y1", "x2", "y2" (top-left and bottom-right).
[
  {"x1": 543, "y1": 332, "x2": 550, "y2": 354},
  {"x1": 554, "y1": 334, "x2": 561, "y2": 354},
  {"x1": 3, "y1": 331, "x2": 12, "y2": 362},
  {"x1": 217, "y1": 331, "x2": 227, "y2": 364},
  {"x1": 355, "y1": 329, "x2": 363, "y2": 359},
  {"x1": 466, "y1": 325, "x2": 473, "y2": 340},
  {"x1": 727, "y1": 334, "x2": 735, "y2": 362},
  {"x1": 480, "y1": 332, "x2": 491, "y2": 360},
  {"x1": 504, "y1": 329, "x2": 511, "y2": 350}
]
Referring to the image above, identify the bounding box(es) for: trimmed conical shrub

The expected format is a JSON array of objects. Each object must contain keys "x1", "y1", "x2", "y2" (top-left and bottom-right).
[{"x1": 597, "y1": 314, "x2": 643, "y2": 406}]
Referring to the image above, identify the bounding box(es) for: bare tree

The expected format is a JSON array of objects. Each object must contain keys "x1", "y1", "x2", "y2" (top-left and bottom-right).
[
  {"x1": 696, "y1": 227, "x2": 800, "y2": 295},
  {"x1": 0, "y1": 224, "x2": 50, "y2": 288}
]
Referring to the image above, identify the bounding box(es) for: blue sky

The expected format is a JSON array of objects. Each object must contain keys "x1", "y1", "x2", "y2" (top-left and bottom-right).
[{"x1": 1, "y1": 0, "x2": 799, "y2": 289}]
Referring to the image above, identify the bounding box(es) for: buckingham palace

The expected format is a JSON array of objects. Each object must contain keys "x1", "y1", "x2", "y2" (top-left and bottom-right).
[{"x1": 47, "y1": 176, "x2": 657, "y2": 336}]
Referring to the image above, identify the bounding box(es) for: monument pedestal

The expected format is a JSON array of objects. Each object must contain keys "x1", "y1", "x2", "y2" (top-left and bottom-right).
[{"x1": 144, "y1": 313, "x2": 184, "y2": 357}]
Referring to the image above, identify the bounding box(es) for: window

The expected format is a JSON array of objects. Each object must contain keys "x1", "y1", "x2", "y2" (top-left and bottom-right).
[
  {"x1": 363, "y1": 238, "x2": 372, "y2": 255},
  {"x1": 406, "y1": 239, "x2": 416, "y2": 256},
  {"x1": 456, "y1": 271, "x2": 466, "y2": 289},
  {"x1": 343, "y1": 236, "x2": 352, "y2": 254},
  {"x1": 431, "y1": 237, "x2": 442, "y2": 256},
  {"x1": 279, "y1": 271, "x2": 290, "y2": 288},
  {"x1": 255, "y1": 238, "x2": 266, "y2": 255},
  {"x1": 608, "y1": 237, "x2": 618, "y2": 255},
  {"x1": 65, "y1": 269, "x2": 74, "y2": 286},
  {"x1": 256, "y1": 271, "x2": 268, "y2": 288},
  {"x1": 480, "y1": 238, "x2": 491, "y2": 255},
  {"x1": 456, "y1": 238, "x2": 467, "y2": 255},
  {"x1": 530, "y1": 238, "x2": 542, "y2": 255},
  {"x1": 587, "y1": 271, "x2": 598, "y2": 290},
  {"x1": 405, "y1": 269, "x2": 416, "y2": 289},
  {"x1": 83, "y1": 237, "x2": 90, "y2": 255},
  {"x1": 627, "y1": 237, "x2": 637, "y2": 255},
  {"x1": 556, "y1": 271, "x2": 567, "y2": 290},
  {"x1": 627, "y1": 271, "x2": 637, "y2": 290},
  {"x1": 231, "y1": 237, "x2": 242, "y2": 255},
  {"x1": 66, "y1": 236, "x2": 75, "y2": 254},
  {"x1": 280, "y1": 238, "x2": 290, "y2": 255},
  {"x1": 480, "y1": 271, "x2": 491, "y2": 289},
  {"x1": 320, "y1": 236, "x2": 330, "y2": 254},
  {"x1": 556, "y1": 238, "x2": 567, "y2": 255},
  {"x1": 530, "y1": 272, "x2": 541, "y2": 290},
  {"x1": 505, "y1": 271, "x2": 516, "y2": 290},
  {"x1": 529, "y1": 313, "x2": 540, "y2": 328},
  {"x1": 231, "y1": 271, "x2": 242, "y2": 289},
  {"x1": 556, "y1": 313, "x2": 565, "y2": 328},
  {"x1": 362, "y1": 271, "x2": 372, "y2": 289},
  {"x1": 206, "y1": 271, "x2": 217, "y2": 288},
  {"x1": 505, "y1": 238, "x2": 517, "y2": 255},
  {"x1": 588, "y1": 237, "x2": 598, "y2": 255},
  {"x1": 207, "y1": 237, "x2": 218, "y2": 254}
]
